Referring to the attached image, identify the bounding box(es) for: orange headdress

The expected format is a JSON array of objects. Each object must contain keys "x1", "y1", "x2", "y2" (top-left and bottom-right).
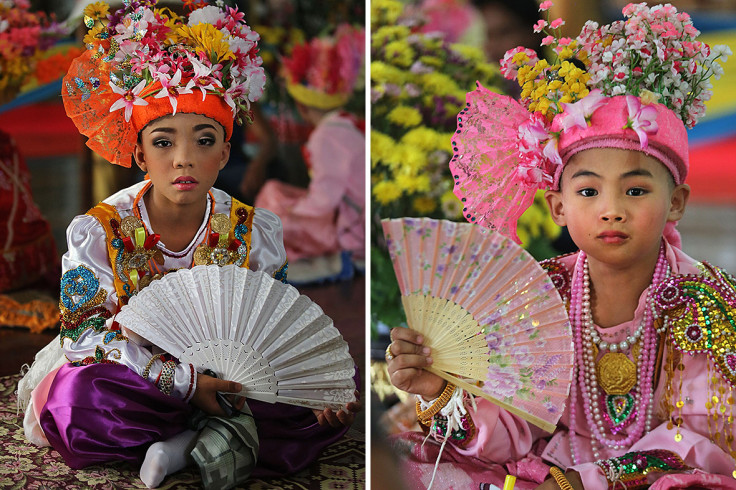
[{"x1": 62, "y1": 1, "x2": 265, "y2": 167}]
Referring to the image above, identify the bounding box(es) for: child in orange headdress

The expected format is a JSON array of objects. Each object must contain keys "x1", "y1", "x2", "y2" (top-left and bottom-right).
[
  {"x1": 17, "y1": 2, "x2": 359, "y2": 489},
  {"x1": 255, "y1": 24, "x2": 365, "y2": 283}
]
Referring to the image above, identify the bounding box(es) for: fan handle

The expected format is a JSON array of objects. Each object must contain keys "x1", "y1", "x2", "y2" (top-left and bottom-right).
[{"x1": 424, "y1": 366, "x2": 558, "y2": 433}]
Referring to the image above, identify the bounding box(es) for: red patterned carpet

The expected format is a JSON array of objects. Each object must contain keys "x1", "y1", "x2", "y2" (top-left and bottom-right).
[{"x1": 0, "y1": 374, "x2": 365, "y2": 489}]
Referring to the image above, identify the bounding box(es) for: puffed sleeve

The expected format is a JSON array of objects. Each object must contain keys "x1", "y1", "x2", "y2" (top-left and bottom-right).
[
  {"x1": 248, "y1": 207, "x2": 288, "y2": 278},
  {"x1": 60, "y1": 215, "x2": 196, "y2": 401}
]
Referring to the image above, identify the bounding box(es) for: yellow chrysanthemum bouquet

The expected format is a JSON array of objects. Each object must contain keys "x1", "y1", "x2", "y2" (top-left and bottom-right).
[
  {"x1": 370, "y1": 0, "x2": 560, "y2": 331},
  {"x1": 371, "y1": 0, "x2": 501, "y2": 221}
]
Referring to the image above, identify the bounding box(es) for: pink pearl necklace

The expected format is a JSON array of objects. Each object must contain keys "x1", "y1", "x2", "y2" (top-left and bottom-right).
[{"x1": 568, "y1": 243, "x2": 669, "y2": 463}]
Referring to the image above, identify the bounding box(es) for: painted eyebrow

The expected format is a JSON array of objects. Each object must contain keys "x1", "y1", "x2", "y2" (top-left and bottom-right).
[
  {"x1": 149, "y1": 124, "x2": 218, "y2": 134},
  {"x1": 570, "y1": 170, "x2": 600, "y2": 179},
  {"x1": 620, "y1": 169, "x2": 654, "y2": 179},
  {"x1": 569, "y1": 169, "x2": 654, "y2": 180}
]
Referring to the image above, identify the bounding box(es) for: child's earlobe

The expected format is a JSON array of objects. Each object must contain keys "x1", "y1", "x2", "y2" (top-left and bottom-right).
[
  {"x1": 668, "y1": 184, "x2": 690, "y2": 221},
  {"x1": 133, "y1": 145, "x2": 147, "y2": 172},
  {"x1": 544, "y1": 190, "x2": 567, "y2": 226},
  {"x1": 219, "y1": 142, "x2": 231, "y2": 170}
]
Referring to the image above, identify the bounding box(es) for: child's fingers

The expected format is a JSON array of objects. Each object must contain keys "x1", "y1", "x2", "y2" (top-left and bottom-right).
[
  {"x1": 217, "y1": 379, "x2": 243, "y2": 394},
  {"x1": 389, "y1": 327, "x2": 424, "y2": 345},
  {"x1": 390, "y1": 339, "x2": 431, "y2": 358},
  {"x1": 336, "y1": 407, "x2": 354, "y2": 426},
  {"x1": 321, "y1": 409, "x2": 343, "y2": 427}
]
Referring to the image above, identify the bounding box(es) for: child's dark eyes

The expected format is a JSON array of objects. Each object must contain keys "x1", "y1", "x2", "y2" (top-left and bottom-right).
[
  {"x1": 626, "y1": 187, "x2": 647, "y2": 196},
  {"x1": 578, "y1": 188, "x2": 598, "y2": 197},
  {"x1": 152, "y1": 139, "x2": 171, "y2": 148},
  {"x1": 198, "y1": 136, "x2": 215, "y2": 146}
]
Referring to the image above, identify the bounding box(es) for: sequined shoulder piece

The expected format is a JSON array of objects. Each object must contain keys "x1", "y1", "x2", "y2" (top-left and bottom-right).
[
  {"x1": 540, "y1": 254, "x2": 573, "y2": 302},
  {"x1": 652, "y1": 263, "x2": 736, "y2": 387}
]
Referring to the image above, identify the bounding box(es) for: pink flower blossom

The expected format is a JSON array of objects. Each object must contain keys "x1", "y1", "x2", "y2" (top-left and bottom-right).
[
  {"x1": 516, "y1": 165, "x2": 550, "y2": 186},
  {"x1": 185, "y1": 56, "x2": 222, "y2": 101},
  {"x1": 624, "y1": 95, "x2": 659, "y2": 148},
  {"x1": 539, "y1": 1, "x2": 553, "y2": 12},
  {"x1": 153, "y1": 69, "x2": 193, "y2": 114},
  {"x1": 550, "y1": 18, "x2": 565, "y2": 29},
  {"x1": 543, "y1": 138, "x2": 562, "y2": 167},
  {"x1": 558, "y1": 37, "x2": 572, "y2": 46},
  {"x1": 541, "y1": 35, "x2": 555, "y2": 46},
  {"x1": 558, "y1": 89, "x2": 608, "y2": 131},
  {"x1": 533, "y1": 20, "x2": 548, "y2": 33},
  {"x1": 109, "y1": 80, "x2": 148, "y2": 122},
  {"x1": 223, "y1": 81, "x2": 247, "y2": 114},
  {"x1": 518, "y1": 116, "x2": 549, "y2": 152}
]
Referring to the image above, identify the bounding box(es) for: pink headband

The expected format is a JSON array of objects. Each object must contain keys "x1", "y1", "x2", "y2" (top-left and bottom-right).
[{"x1": 552, "y1": 95, "x2": 689, "y2": 189}]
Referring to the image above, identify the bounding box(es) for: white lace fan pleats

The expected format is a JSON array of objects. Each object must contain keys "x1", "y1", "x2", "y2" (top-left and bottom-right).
[{"x1": 116, "y1": 265, "x2": 356, "y2": 410}]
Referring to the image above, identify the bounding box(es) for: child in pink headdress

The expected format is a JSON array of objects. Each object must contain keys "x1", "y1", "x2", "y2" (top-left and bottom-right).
[
  {"x1": 255, "y1": 25, "x2": 365, "y2": 281},
  {"x1": 385, "y1": 3, "x2": 735, "y2": 489}
]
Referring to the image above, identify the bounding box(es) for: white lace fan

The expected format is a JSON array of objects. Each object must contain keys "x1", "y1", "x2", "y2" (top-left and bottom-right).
[
  {"x1": 382, "y1": 217, "x2": 573, "y2": 432},
  {"x1": 115, "y1": 265, "x2": 356, "y2": 411}
]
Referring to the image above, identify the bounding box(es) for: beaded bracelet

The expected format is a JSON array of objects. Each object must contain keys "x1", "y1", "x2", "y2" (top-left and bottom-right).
[
  {"x1": 142, "y1": 353, "x2": 165, "y2": 380},
  {"x1": 549, "y1": 467, "x2": 573, "y2": 490},
  {"x1": 183, "y1": 364, "x2": 196, "y2": 401},
  {"x1": 416, "y1": 382, "x2": 456, "y2": 425},
  {"x1": 158, "y1": 360, "x2": 177, "y2": 396}
]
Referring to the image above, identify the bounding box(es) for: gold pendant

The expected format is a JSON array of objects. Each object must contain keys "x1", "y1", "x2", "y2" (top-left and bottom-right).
[{"x1": 597, "y1": 352, "x2": 637, "y2": 395}]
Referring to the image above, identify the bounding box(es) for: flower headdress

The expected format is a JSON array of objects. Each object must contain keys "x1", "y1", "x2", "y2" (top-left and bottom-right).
[
  {"x1": 62, "y1": 0, "x2": 266, "y2": 167},
  {"x1": 450, "y1": 2, "x2": 731, "y2": 243},
  {"x1": 0, "y1": 0, "x2": 63, "y2": 102},
  {"x1": 281, "y1": 23, "x2": 364, "y2": 111}
]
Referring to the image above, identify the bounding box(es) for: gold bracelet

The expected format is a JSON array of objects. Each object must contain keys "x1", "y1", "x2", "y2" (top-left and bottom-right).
[
  {"x1": 142, "y1": 353, "x2": 165, "y2": 380},
  {"x1": 549, "y1": 467, "x2": 573, "y2": 490},
  {"x1": 416, "y1": 382, "x2": 456, "y2": 424}
]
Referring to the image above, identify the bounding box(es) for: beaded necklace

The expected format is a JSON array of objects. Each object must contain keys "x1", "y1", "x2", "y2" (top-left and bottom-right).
[
  {"x1": 569, "y1": 243, "x2": 670, "y2": 463},
  {"x1": 131, "y1": 181, "x2": 215, "y2": 272}
]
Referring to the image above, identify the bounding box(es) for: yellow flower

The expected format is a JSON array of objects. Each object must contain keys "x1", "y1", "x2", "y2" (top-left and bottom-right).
[
  {"x1": 83, "y1": 2, "x2": 109, "y2": 21},
  {"x1": 450, "y1": 44, "x2": 484, "y2": 63},
  {"x1": 83, "y1": 25, "x2": 105, "y2": 46},
  {"x1": 372, "y1": 179, "x2": 403, "y2": 205},
  {"x1": 418, "y1": 55, "x2": 443, "y2": 69},
  {"x1": 440, "y1": 190, "x2": 463, "y2": 219},
  {"x1": 413, "y1": 196, "x2": 437, "y2": 214},
  {"x1": 395, "y1": 172, "x2": 430, "y2": 194},
  {"x1": 372, "y1": 26, "x2": 410, "y2": 50},
  {"x1": 177, "y1": 24, "x2": 234, "y2": 64},
  {"x1": 420, "y1": 72, "x2": 458, "y2": 97},
  {"x1": 397, "y1": 144, "x2": 428, "y2": 172},
  {"x1": 371, "y1": 131, "x2": 396, "y2": 167},
  {"x1": 370, "y1": 61, "x2": 406, "y2": 86},
  {"x1": 384, "y1": 40, "x2": 415, "y2": 68},
  {"x1": 372, "y1": 0, "x2": 404, "y2": 28},
  {"x1": 387, "y1": 105, "x2": 422, "y2": 128},
  {"x1": 535, "y1": 97, "x2": 552, "y2": 115},
  {"x1": 512, "y1": 51, "x2": 530, "y2": 65},
  {"x1": 401, "y1": 127, "x2": 443, "y2": 152}
]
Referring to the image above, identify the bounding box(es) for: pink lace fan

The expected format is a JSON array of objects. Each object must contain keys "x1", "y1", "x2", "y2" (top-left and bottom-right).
[
  {"x1": 382, "y1": 217, "x2": 573, "y2": 432},
  {"x1": 449, "y1": 83, "x2": 535, "y2": 243}
]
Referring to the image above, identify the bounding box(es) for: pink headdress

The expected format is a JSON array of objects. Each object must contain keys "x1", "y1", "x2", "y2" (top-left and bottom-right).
[{"x1": 450, "y1": 2, "x2": 731, "y2": 243}]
